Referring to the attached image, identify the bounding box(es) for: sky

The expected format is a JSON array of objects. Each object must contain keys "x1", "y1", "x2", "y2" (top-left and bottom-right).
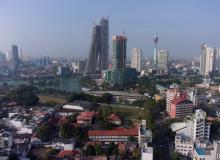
[{"x1": 0, "y1": 0, "x2": 220, "y2": 59}]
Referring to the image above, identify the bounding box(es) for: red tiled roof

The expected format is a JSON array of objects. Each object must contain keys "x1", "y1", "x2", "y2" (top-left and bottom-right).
[
  {"x1": 88, "y1": 128, "x2": 138, "y2": 136},
  {"x1": 118, "y1": 142, "x2": 127, "y2": 152},
  {"x1": 56, "y1": 150, "x2": 79, "y2": 157},
  {"x1": 108, "y1": 114, "x2": 121, "y2": 121},
  {"x1": 171, "y1": 97, "x2": 188, "y2": 105},
  {"x1": 77, "y1": 111, "x2": 95, "y2": 120}
]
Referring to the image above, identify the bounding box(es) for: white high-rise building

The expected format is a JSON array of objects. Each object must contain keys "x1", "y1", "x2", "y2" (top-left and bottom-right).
[
  {"x1": 131, "y1": 48, "x2": 142, "y2": 72},
  {"x1": 200, "y1": 43, "x2": 216, "y2": 76},
  {"x1": 157, "y1": 49, "x2": 169, "y2": 75}
]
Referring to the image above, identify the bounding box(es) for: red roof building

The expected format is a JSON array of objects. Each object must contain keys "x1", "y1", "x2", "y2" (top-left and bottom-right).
[
  {"x1": 56, "y1": 150, "x2": 80, "y2": 158},
  {"x1": 170, "y1": 97, "x2": 193, "y2": 119},
  {"x1": 88, "y1": 128, "x2": 138, "y2": 143},
  {"x1": 108, "y1": 114, "x2": 121, "y2": 125},
  {"x1": 76, "y1": 111, "x2": 95, "y2": 125}
]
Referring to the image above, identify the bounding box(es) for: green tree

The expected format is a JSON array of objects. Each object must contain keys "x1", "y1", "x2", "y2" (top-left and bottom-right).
[
  {"x1": 60, "y1": 123, "x2": 74, "y2": 138},
  {"x1": 127, "y1": 136, "x2": 137, "y2": 142},
  {"x1": 94, "y1": 144, "x2": 104, "y2": 155},
  {"x1": 84, "y1": 145, "x2": 95, "y2": 156}
]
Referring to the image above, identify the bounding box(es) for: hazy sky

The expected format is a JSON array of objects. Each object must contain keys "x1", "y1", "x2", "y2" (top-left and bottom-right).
[{"x1": 0, "y1": 0, "x2": 220, "y2": 59}]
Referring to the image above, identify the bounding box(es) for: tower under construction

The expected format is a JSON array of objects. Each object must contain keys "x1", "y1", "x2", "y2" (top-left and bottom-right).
[{"x1": 85, "y1": 17, "x2": 109, "y2": 76}]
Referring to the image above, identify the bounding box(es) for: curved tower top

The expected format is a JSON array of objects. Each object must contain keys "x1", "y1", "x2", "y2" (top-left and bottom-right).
[{"x1": 154, "y1": 33, "x2": 159, "y2": 44}]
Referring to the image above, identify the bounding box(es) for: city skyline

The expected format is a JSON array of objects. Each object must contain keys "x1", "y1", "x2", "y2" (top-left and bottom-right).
[{"x1": 0, "y1": 0, "x2": 220, "y2": 58}]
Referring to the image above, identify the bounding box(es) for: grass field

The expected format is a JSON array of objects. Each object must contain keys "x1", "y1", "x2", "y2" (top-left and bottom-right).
[
  {"x1": 38, "y1": 94, "x2": 67, "y2": 104},
  {"x1": 99, "y1": 104, "x2": 145, "y2": 120}
]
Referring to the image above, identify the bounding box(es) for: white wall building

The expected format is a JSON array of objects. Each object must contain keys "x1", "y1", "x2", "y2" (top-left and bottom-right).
[
  {"x1": 200, "y1": 43, "x2": 216, "y2": 76},
  {"x1": 175, "y1": 134, "x2": 194, "y2": 156},
  {"x1": 174, "y1": 109, "x2": 211, "y2": 157},
  {"x1": 131, "y1": 48, "x2": 142, "y2": 72}
]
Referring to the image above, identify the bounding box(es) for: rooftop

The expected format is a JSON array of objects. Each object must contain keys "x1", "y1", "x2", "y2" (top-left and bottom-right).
[{"x1": 88, "y1": 127, "x2": 138, "y2": 136}]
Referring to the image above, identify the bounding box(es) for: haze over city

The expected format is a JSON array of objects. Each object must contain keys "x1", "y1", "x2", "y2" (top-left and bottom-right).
[{"x1": 0, "y1": 0, "x2": 220, "y2": 58}]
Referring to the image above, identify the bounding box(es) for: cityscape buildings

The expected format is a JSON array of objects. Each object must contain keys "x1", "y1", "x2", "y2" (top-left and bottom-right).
[
  {"x1": 200, "y1": 43, "x2": 216, "y2": 76},
  {"x1": 131, "y1": 48, "x2": 142, "y2": 72},
  {"x1": 157, "y1": 49, "x2": 169, "y2": 75},
  {"x1": 85, "y1": 17, "x2": 109, "y2": 76}
]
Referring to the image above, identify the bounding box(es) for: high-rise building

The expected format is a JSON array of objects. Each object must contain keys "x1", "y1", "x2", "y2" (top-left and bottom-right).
[
  {"x1": 11, "y1": 45, "x2": 19, "y2": 67},
  {"x1": 0, "y1": 51, "x2": 6, "y2": 65},
  {"x1": 85, "y1": 17, "x2": 109, "y2": 76},
  {"x1": 131, "y1": 48, "x2": 142, "y2": 72},
  {"x1": 200, "y1": 43, "x2": 216, "y2": 76},
  {"x1": 157, "y1": 49, "x2": 169, "y2": 75},
  {"x1": 100, "y1": 17, "x2": 109, "y2": 71},
  {"x1": 215, "y1": 48, "x2": 220, "y2": 72},
  {"x1": 112, "y1": 35, "x2": 127, "y2": 70},
  {"x1": 175, "y1": 109, "x2": 211, "y2": 157},
  {"x1": 166, "y1": 83, "x2": 187, "y2": 115},
  {"x1": 153, "y1": 33, "x2": 159, "y2": 66},
  {"x1": 170, "y1": 98, "x2": 193, "y2": 119}
]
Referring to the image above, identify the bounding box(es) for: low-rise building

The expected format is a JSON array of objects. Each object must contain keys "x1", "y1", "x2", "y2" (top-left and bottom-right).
[
  {"x1": 175, "y1": 134, "x2": 194, "y2": 156},
  {"x1": 76, "y1": 111, "x2": 95, "y2": 125},
  {"x1": 88, "y1": 127, "x2": 138, "y2": 143},
  {"x1": 108, "y1": 114, "x2": 121, "y2": 125}
]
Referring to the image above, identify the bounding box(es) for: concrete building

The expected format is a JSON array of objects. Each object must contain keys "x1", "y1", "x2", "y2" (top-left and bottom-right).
[
  {"x1": 88, "y1": 127, "x2": 138, "y2": 143},
  {"x1": 174, "y1": 109, "x2": 211, "y2": 157},
  {"x1": 157, "y1": 49, "x2": 169, "y2": 75},
  {"x1": 112, "y1": 35, "x2": 127, "y2": 70},
  {"x1": 141, "y1": 146, "x2": 153, "y2": 160},
  {"x1": 138, "y1": 120, "x2": 152, "y2": 148},
  {"x1": 166, "y1": 83, "x2": 187, "y2": 115},
  {"x1": 170, "y1": 98, "x2": 193, "y2": 119},
  {"x1": 175, "y1": 134, "x2": 194, "y2": 156},
  {"x1": 200, "y1": 43, "x2": 216, "y2": 76},
  {"x1": 131, "y1": 48, "x2": 142, "y2": 72},
  {"x1": 194, "y1": 140, "x2": 220, "y2": 160}
]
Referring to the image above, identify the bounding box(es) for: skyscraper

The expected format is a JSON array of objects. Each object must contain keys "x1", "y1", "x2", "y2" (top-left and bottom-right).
[
  {"x1": 131, "y1": 48, "x2": 142, "y2": 72},
  {"x1": 200, "y1": 43, "x2": 216, "y2": 76},
  {"x1": 112, "y1": 35, "x2": 127, "y2": 70},
  {"x1": 157, "y1": 49, "x2": 169, "y2": 75},
  {"x1": 11, "y1": 45, "x2": 19, "y2": 67},
  {"x1": 85, "y1": 17, "x2": 109, "y2": 76},
  {"x1": 100, "y1": 17, "x2": 109, "y2": 71},
  {"x1": 153, "y1": 33, "x2": 159, "y2": 66}
]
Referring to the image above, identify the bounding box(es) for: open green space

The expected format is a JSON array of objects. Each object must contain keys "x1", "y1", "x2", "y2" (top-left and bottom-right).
[
  {"x1": 38, "y1": 94, "x2": 67, "y2": 104},
  {"x1": 99, "y1": 104, "x2": 145, "y2": 120}
]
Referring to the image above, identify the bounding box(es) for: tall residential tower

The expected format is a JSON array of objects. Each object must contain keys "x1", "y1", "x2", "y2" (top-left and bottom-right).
[
  {"x1": 131, "y1": 48, "x2": 142, "y2": 72},
  {"x1": 200, "y1": 43, "x2": 216, "y2": 76}
]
